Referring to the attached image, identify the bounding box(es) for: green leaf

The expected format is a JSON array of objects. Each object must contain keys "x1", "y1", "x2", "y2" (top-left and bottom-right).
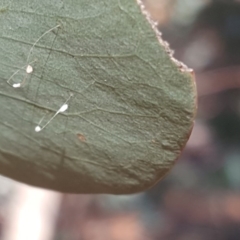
[{"x1": 0, "y1": 0, "x2": 196, "y2": 194}]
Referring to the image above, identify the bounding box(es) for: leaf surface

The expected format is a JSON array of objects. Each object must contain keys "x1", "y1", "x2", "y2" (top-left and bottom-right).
[{"x1": 0, "y1": 0, "x2": 196, "y2": 193}]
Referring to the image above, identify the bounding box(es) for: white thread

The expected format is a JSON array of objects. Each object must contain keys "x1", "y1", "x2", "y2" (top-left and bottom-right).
[
  {"x1": 26, "y1": 25, "x2": 60, "y2": 64},
  {"x1": 8, "y1": 24, "x2": 60, "y2": 88},
  {"x1": 35, "y1": 94, "x2": 73, "y2": 132}
]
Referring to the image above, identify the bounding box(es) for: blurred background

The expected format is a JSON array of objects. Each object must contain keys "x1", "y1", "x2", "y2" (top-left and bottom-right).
[{"x1": 1, "y1": 0, "x2": 240, "y2": 239}]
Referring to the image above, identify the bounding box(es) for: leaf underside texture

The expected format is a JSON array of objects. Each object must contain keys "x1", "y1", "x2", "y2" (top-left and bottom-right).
[{"x1": 0, "y1": 0, "x2": 196, "y2": 194}]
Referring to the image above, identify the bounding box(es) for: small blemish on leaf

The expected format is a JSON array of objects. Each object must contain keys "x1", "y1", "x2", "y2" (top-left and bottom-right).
[
  {"x1": 0, "y1": 7, "x2": 8, "y2": 14},
  {"x1": 152, "y1": 139, "x2": 160, "y2": 144},
  {"x1": 77, "y1": 134, "x2": 86, "y2": 142}
]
